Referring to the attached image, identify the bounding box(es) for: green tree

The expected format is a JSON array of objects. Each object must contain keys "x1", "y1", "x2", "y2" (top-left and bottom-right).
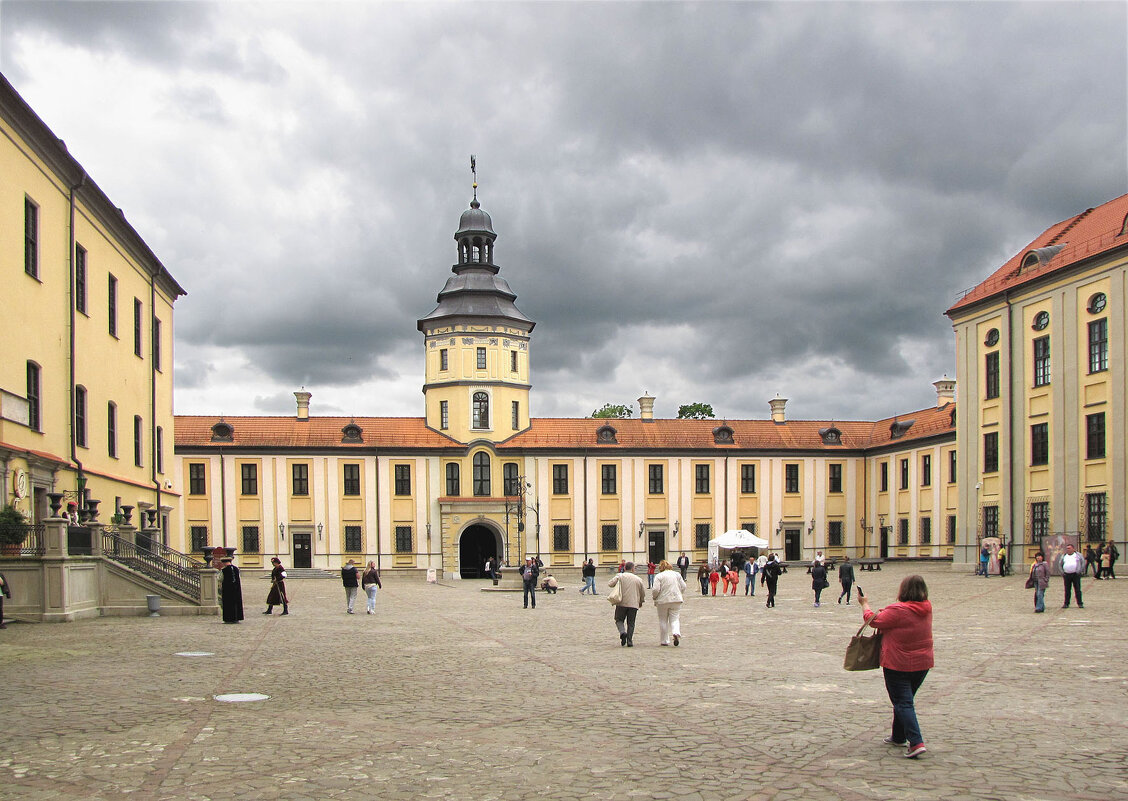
[
  {"x1": 677, "y1": 402, "x2": 715, "y2": 419},
  {"x1": 590, "y1": 403, "x2": 633, "y2": 418}
]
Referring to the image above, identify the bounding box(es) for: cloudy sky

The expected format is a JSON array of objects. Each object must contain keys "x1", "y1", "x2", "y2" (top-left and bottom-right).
[{"x1": 2, "y1": 1, "x2": 1125, "y2": 422}]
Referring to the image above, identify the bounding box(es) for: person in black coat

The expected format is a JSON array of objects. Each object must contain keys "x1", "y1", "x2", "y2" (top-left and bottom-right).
[
  {"x1": 0, "y1": 569, "x2": 11, "y2": 629},
  {"x1": 763, "y1": 555, "x2": 783, "y2": 608},
  {"x1": 580, "y1": 559, "x2": 597, "y2": 594},
  {"x1": 341, "y1": 560, "x2": 360, "y2": 614},
  {"x1": 837, "y1": 556, "x2": 856, "y2": 604},
  {"x1": 220, "y1": 558, "x2": 244, "y2": 623},
  {"x1": 520, "y1": 557, "x2": 539, "y2": 609},
  {"x1": 264, "y1": 557, "x2": 289, "y2": 615},
  {"x1": 676, "y1": 553, "x2": 690, "y2": 580},
  {"x1": 811, "y1": 561, "x2": 829, "y2": 607}
]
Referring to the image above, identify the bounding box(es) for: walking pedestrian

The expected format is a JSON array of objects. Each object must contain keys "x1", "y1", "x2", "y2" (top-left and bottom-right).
[
  {"x1": 1060, "y1": 542, "x2": 1084, "y2": 608},
  {"x1": 1096, "y1": 545, "x2": 1109, "y2": 579},
  {"x1": 979, "y1": 543, "x2": 990, "y2": 577},
  {"x1": 1083, "y1": 545, "x2": 1099, "y2": 577},
  {"x1": 646, "y1": 560, "x2": 657, "y2": 589},
  {"x1": 997, "y1": 543, "x2": 1008, "y2": 577},
  {"x1": 651, "y1": 560, "x2": 686, "y2": 646},
  {"x1": 607, "y1": 561, "x2": 645, "y2": 647},
  {"x1": 708, "y1": 566, "x2": 721, "y2": 596},
  {"x1": 1106, "y1": 540, "x2": 1119, "y2": 579},
  {"x1": 521, "y1": 557, "x2": 539, "y2": 609},
  {"x1": 220, "y1": 557, "x2": 244, "y2": 624},
  {"x1": 697, "y1": 562, "x2": 709, "y2": 596},
  {"x1": 676, "y1": 553, "x2": 690, "y2": 580},
  {"x1": 744, "y1": 558, "x2": 755, "y2": 596},
  {"x1": 837, "y1": 555, "x2": 856, "y2": 604},
  {"x1": 1028, "y1": 552, "x2": 1049, "y2": 612},
  {"x1": 263, "y1": 557, "x2": 289, "y2": 615},
  {"x1": 0, "y1": 569, "x2": 10, "y2": 629},
  {"x1": 763, "y1": 554, "x2": 782, "y2": 608},
  {"x1": 858, "y1": 576, "x2": 934, "y2": 759},
  {"x1": 580, "y1": 558, "x2": 597, "y2": 594},
  {"x1": 362, "y1": 561, "x2": 382, "y2": 614},
  {"x1": 811, "y1": 560, "x2": 828, "y2": 607},
  {"x1": 341, "y1": 559, "x2": 360, "y2": 614}
]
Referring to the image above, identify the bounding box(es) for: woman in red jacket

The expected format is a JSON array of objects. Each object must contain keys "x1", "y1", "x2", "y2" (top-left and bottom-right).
[{"x1": 858, "y1": 575, "x2": 934, "y2": 759}]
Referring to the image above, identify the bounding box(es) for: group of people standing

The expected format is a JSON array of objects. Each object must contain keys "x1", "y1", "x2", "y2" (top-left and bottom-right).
[{"x1": 1084, "y1": 541, "x2": 1119, "y2": 579}]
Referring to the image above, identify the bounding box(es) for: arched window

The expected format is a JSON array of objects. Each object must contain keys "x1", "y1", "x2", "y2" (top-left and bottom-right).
[
  {"x1": 473, "y1": 452, "x2": 491, "y2": 496},
  {"x1": 473, "y1": 392, "x2": 489, "y2": 429}
]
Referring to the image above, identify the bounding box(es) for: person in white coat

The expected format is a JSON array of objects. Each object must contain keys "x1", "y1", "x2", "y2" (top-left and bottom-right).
[{"x1": 651, "y1": 559, "x2": 687, "y2": 646}]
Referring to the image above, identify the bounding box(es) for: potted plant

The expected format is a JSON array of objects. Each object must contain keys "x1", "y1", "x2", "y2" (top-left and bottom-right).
[{"x1": 0, "y1": 504, "x2": 29, "y2": 555}]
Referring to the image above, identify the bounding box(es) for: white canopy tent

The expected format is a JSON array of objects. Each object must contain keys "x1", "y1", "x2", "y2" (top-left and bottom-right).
[{"x1": 708, "y1": 529, "x2": 770, "y2": 565}]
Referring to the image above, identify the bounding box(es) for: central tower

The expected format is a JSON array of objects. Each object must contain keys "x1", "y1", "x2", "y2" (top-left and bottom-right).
[{"x1": 417, "y1": 185, "x2": 535, "y2": 443}]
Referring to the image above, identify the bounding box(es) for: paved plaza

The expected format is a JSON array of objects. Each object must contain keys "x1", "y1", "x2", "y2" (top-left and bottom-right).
[{"x1": 0, "y1": 563, "x2": 1125, "y2": 800}]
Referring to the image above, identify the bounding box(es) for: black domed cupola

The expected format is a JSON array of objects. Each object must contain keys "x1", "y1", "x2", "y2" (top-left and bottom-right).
[{"x1": 456, "y1": 198, "x2": 496, "y2": 266}]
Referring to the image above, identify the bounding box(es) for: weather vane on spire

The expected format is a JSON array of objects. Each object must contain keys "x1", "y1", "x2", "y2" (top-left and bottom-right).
[{"x1": 469, "y1": 155, "x2": 478, "y2": 207}]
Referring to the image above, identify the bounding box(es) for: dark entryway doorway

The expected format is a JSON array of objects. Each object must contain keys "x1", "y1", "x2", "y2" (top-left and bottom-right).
[
  {"x1": 879, "y1": 527, "x2": 890, "y2": 559},
  {"x1": 784, "y1": 529, "x2": 801, "y2": 561},
  {"x1": 647, "y1": 531, "x2": 666, "y2": 565},
  {"x1": 459, "y1": 524, "x2": 499, "y2": 579},
  {"x1": 294, "y1": 532, "x2": 312, "y2": 568}
]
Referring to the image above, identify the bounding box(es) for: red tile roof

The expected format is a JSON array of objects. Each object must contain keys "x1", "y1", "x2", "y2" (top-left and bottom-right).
[
  {"x1": 175, "y1": 416, "x2": 458, "y2": 449},
  {"x1": 948, "y1": 193, "x2": 1128, "y2": 315}
]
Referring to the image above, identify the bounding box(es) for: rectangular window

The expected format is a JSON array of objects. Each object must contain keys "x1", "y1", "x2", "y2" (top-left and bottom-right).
[
  {"x1": 75, "y1": 245, "x2": 87, "y2": 313},
  {"x1": 24, "y1": 198, "x2": 39, "y2": 277},
  {"x1": 983, "y1": 431, "x2": 999, "y2": 473},
  {"x1": 1088, "y1": 319, "x2": 1108, "y2": 373},
  {"x1": 476, "y1": 347, "x2": 486, "y2": 369},
  {"x1": 649, "y1": 464, "x2": 664, "y2": 495},
  {"x1": 394, "y1": 525, "x2": 413, "y2": 553},
  {"x1": 26, "y1": 362, "x2": 41, "y2": 432},
  {"x1": 921, "y1": 455, "x2": 931, "y2": 487},
  {"x1": 74, "y1": 386, "x2": 87, "y2": 448},
  {"x1": 344, "y1": 525, "x2": 362, "y2": 553},
  {"x1": 785, "y1": 463, "x2": 799, "y2": 493},
  {"x1": 695, "y1": 464, "x2": 710, "y2": 494},
  {"x1": 899, "y1": 458, "x2": 909, "y2": 490},
  {"x1": 108, "y1": 274, "x2": 118, "y2": 336},
  {"x1": 985, "y1": 351, "x2": 1000, "y2": 399},
  {"x1": 1033, "y1": 335, "x2": 1050, "y2": 387},
  {"x1": 1030, "y1": 501, "x2": 1049, "y2": 544},
  {"x1": 107, "y1": 402, "x2": 116, "y2": 458},
  {"x1": 503, "y1": 463, "x2": 520, "y2": 496},
  {"x1": 899, "y1": 518, "x2": 910, "y2": 545},
  {"x1": 512, "y1": 400, "x2": 519, "y2": 430},
  {"x1": 440, "y1": 400, "x2": 449, "y2": 430},
  {"x1": 156, "y1": 426, "x2": 164, "y2": 474},
  {"x1": 601, "y1": 524, "x2": 618, "y2": 551},
  {"x1": 553, "y1": 524, "x2": 570, "y2": 552},
  {"x1": 552, "y1": 464, "x2": 568, "y2": 495},
  {"x1": 445, "y1": 462, "x2": 460, "y2": 496},
  {"x1": 134, "y1": 299, "x2": 143, "y2": 357},
  {"x1": 394, "y1": 464, "x2": 411, "y2": 496},
  {"x1": 1086, "y1": 413, "x2": 1106, "y2": 460},
  {"x1": 828, "y1": 463, "x2": 842, "y2": 493},
  {"x1": 1085, "y1": 493, "x2": 1106, "y2": 542},
  {"x1": 920, "y1": 516, "x2": 932, "y2": 545},
  {"x1": 983, "y1": 505, "x2": 999, "y2": 539},
  {"x1": 242, "y1": 525, "x2": 260, "y2": 554},
  {"x1": 190, "y1": 526, "x2": 209, "y2": 552},
  {"x1": 510, "y1": 350, "x2": 518, "y2": 372},
  {"x1": 948, "y1": 450, "x2": 957, "y2": 484},
  {"x1": 343, "y1": 464, "x2": 361, "y2": 496},
  {"x1": 601, "y1": 464, "x2": 617, "y2": 495},
  {"x1": 741, "y1": 522, "x2": 756, "y2": 536},
  {"x1": 879, "y1": 462, "x2": 889, "y2": 492},
  {"x1": 241, "y1": 463, "x2": 258, "y2": 495},
  {"x1": 134, "y1": 416, "x2": 143, "y2": 466},
  {"x1": 828, "y1": 520, "x2": 843, "y2": 547},
  {"x1": 189, "y1": 463, "x2": 206, "y2": 495},
  {"x1": 152, "y1": 317, "x2": 162, "y2": 371},
  {"x1": 1030, "y1": 422, "x2": 1049, "y2": 466},
  {"x1": 695, "y1": 523, "x2": 711, "y2": 549},
  {"x1": 741, "y1": 463, "x2": 756, "y2": 494},
  {"x1": 439, "y1": 348, "x2": 448, "y2": 371},
  {"x1": 292, "y1": 463, "x2": 309, "y2": 496},
  {"x1": 947, "y1": 515, "x2": 956, "y2": 544}
]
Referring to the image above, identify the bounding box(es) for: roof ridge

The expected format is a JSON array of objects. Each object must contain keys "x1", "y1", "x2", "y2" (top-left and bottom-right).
[{"x1": 1046, "y1": 206, "x2": 1094, "y2": 246}]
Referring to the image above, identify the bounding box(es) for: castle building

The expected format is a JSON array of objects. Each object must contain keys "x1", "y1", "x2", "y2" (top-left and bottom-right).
[
  {"x1": 947, "y1": 193, "x2": 1128, "y2": 566},
  {"x1": 175, "y1": 193, "x2": 959, "y2": 575},
  {"x1": 0, "y1": 73, "x2": 185, "y2": 536}
]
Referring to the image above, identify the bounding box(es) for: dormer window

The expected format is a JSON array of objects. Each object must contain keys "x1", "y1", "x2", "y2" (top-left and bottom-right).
[
  {"x1": 1019, "y1": 245, "x2": 1064, "y2": 273},
  {"x1": 210, "y1": 421, "x2": 233, "y2": 442},
  {"x1": 596, "y1": 424, "x2": 618, "y2": 444},
  {"x1": 341, "y1": 423, "x2": 363, "y2": 443},
  {"x1": 949, "y1": 407, "x2": 957, "y2": 428},
  {"x1": 889, "y1": 419, "x2": 915, "y2": 439},
  {"x1": 1120, "y1": 213, "x2": 1128, "y2": 236},
  {"x1": 712, "y1": 425, "x2": 734, "y2": 445},
  {"x1": 818, "y1": 426, "x2": 842, "y2": 445}
]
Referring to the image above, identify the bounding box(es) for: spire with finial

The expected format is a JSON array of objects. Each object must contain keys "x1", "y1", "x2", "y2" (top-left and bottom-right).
[{"x1": 470, "y1": 154, "x2": 479, "y2": 208}]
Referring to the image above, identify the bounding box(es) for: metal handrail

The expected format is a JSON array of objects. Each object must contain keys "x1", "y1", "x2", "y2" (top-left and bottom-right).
[
  {"x1": 0, "y1": 523, "x2": 46, "y2": 557},
  {"x1": 101, "y1": 531, "x2": 202, "y2": 600}
]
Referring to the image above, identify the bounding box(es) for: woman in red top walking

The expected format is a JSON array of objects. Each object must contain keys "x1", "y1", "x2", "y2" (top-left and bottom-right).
[{"x1": 858, "y1": 575, "x2": 934, "y2": 759}]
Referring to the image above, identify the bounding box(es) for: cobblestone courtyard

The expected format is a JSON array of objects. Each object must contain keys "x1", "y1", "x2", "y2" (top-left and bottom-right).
[{"x1": 0, "y1": 563, "x2": 1125, "y2": 800}]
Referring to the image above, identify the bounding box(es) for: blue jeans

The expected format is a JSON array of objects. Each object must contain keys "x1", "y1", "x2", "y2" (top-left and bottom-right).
[
  {"x1": 523, "y1": 582, "x2": 536, "y2": 608},
  {"x1": 581, "y1": 575, "x2": 596, "y2": 594},
  {"x1": 647, "y1": 574, "x2": 654, "y2": 588},
  {"x1": 745, "y1": 573, "x2": 755, "y2": 594},
  {"x1": 980, "y1": 560, "x2": 988, "y2": 576},
  {"x1": 1034, "y1": 585, "x2": 1045, "y2": 612},
  {"x1": 699, "y1": 576, "x2": 709, "y2": 595},
  {"x1": 365, "y1": 585, "x2": 378, "y2": 612},
  {"x1": 883, "y1": 668, "x2": 928, "y2": 746}
]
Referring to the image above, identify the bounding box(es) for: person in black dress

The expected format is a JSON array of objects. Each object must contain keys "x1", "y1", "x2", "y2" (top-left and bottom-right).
[
  {"x1": 220, "y1": 557, "x2": 244, "y2": 623},
  {"x1": 264, "y1": 557, "x2": 288, "y2": 615}
]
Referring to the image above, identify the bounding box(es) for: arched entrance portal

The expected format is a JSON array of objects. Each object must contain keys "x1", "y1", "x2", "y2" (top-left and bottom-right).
[{"x1": 459, "y1": 524, "x2": 500, "y2": 579}]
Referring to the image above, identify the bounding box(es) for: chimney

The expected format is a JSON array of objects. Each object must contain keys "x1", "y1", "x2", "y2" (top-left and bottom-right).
[
  {"x1": 295, "y1": 390, "x2": 312, "y2": 421},
  {"x1": 933, "y1": 376, "x2": 955, "y2": 407},
  {"x1": 638, "y1": 392, "x2": 655, "y2": 422},
  {"x1": 769, "y1": 393, "x2": 787, "y2": 424}
]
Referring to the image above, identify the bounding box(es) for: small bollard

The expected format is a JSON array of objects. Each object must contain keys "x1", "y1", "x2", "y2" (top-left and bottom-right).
[{"x1": 146, "y1": 594, "x2": 161, "y2": 617}]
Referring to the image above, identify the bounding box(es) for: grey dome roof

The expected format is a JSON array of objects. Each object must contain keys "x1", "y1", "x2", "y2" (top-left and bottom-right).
[{"x1": 456, "y1": 201, "x2": 495, "y2": 237}]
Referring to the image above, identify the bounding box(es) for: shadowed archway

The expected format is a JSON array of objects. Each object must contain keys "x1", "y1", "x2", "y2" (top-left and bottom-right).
[{"x1": 459, "y1": 524, "x2": 501, "y2": 579}]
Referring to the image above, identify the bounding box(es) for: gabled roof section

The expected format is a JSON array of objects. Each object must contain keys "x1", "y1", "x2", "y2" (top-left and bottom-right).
[
  {"x1": 948, "y1": 193, "x2": 1128, "y2": 316},
  {"x1": 864, "y1": 404, "x2": 956, "y2": 449}
]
